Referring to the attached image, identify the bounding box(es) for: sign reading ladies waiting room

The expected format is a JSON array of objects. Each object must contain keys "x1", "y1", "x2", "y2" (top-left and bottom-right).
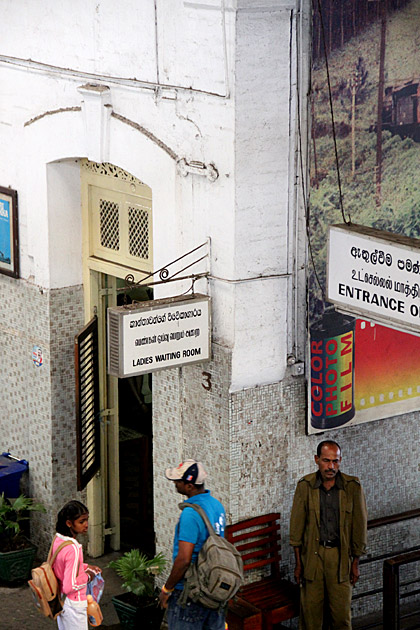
[
  {"x1": 328, "y1": 224, "x2": 420, "y2": 334},
  {"x1": 107, "y1": 294, "x2": 210, "y2": 377}
]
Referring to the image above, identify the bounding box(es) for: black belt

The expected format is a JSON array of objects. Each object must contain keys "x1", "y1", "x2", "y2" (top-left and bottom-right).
[{"x1": 319, "y1": 540, "x2": 339, "y2": 548}]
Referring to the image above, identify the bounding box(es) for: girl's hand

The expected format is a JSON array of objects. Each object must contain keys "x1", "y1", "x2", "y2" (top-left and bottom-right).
[{"x1": 86, "y1": 565, "x2": 101, "y2": 581}]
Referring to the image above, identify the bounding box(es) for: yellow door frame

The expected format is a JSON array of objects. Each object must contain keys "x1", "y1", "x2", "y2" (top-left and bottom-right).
[{"x1": 80, "y1": 160, "x2": 153, "y2": 557}]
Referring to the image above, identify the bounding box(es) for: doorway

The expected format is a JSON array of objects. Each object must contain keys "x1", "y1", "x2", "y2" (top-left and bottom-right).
[
  {"x1": 81, "y1": 160, "x2": 155, "y2": 557},
  {"x1": 116, "y1": 282, "x2": 155, "y2": 553}
]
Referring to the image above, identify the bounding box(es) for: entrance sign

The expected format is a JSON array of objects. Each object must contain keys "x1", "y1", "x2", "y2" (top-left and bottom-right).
[
  {"x1": 328, "y1": 224, "x2": 420, "y2": 335},
  {"x1": 107, "y1": 294, "x2": 210, "y2": 377}
]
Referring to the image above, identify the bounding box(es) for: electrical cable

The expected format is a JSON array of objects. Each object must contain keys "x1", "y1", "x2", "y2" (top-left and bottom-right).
[
  {"x1": 315, "y1": 0, "x2": 351, "y2": 225},
  {"x1": 295, "y1": 3, "x2": 326, "y2": 303}
]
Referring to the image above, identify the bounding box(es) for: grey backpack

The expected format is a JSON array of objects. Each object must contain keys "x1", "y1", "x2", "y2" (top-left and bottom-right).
[{"x1": 177, "y1": 502, "x2": 244, "y2": 610}]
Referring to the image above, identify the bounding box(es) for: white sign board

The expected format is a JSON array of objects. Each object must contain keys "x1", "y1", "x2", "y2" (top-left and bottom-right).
[
  {"x1": 328, "y1": 224, "x2": 420, "y2": 334},
  {"x1": 107, "y1": 294, "x2": 211, "y2": 377}
]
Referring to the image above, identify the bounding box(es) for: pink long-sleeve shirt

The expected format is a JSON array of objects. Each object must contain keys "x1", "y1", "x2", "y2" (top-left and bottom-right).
[{"x1": 51, "y1": 533, "x2": 90, "y2": 602}]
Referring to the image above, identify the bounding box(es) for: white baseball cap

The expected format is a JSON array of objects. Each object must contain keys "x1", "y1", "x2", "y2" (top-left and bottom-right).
[{"x1": 165, "y1": 459, "x2": 208, "y2": 484}]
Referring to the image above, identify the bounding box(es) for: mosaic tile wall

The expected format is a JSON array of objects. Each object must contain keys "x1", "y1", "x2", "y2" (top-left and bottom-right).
[
  {"x1": 153, "y1": 342, "x2": 231, "y2": 576},
  {"x1": 48, "y1": 284, "x2": 86, "y2": 556},
  {"x1": 153, "y1": 344, "x2": 419, "y2": 617},
  {"x1": 354, "y1": 516, "x2": 420, "y2": 618},
  {"x1": 0, "y1": 275, "x2": 52, "y2": 555},
  {"x1": 0, "y1": 276, "x2": 85, "y2": 557},
  {"x1": 2, "y1": 273, "x2": 418, "y2": 617},
  {"x1": 229, "y1": 375, "x2": 420, "y2": 619}
]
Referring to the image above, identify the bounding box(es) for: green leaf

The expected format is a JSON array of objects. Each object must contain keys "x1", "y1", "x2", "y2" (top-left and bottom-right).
[{"x1": 108, "y1": 549, "x2": 167, "y2": 599}]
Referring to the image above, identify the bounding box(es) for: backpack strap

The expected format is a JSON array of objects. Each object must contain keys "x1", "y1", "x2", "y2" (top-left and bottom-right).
[
  {"x1": 179, "y1": 503, "x2": 217, "y2": 538},
  {"x1": 46, "y1": 535, "x2": 57, "y2": 563},
  {"x1": 48, "y1": 535, "x2": 80, "y2": 575},
  {"x1": 177, "y1": 503, "x2": 226, "y2": 610}
]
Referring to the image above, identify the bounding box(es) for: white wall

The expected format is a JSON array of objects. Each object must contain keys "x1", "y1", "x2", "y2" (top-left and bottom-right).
[
  {"x1": 0, "y1": 0, "x2": 302, "y2": 391},
  {"x1": 1, "y1": 0, "x2": 230, "y2": 95},
  {"x1": 230, "y1": 4, "x2": 296, "y2": 388},
  {"x1": 47, "y1": 161, "x2": 82, "y2": 288}
]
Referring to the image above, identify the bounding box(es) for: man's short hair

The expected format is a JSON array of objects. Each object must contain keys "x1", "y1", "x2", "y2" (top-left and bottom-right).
[{"x1": 317, "y1": 440, "x2": 342, "y2": 457}]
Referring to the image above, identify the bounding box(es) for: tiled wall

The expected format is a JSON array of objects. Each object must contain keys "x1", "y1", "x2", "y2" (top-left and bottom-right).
[
  {"x1": 0, "y1": 276, "x2": 85, "y2": 557},
  {"x1": 2, "y1": 274, "x2": 418, "y2": 616},
  {"x1": 354, "y1": 517, "x2": 420, "y2": 618},
  {"x1": 0, "y1": 276, "x2": 49, "y2": 469},
  {"x1": 49, "y1": 285, "x2": 85, "y2": 553},
  {"x1": 154, "y1": 351, "x2": 420, "y2": 618},
  {"x1": 229, "y1": 376, "x2": 420, "y2": 618},
  {"x1": 153, "y1": 342, "x2": 231, "y2": 574},
  {"x1": 0, "y1": 275, "x2": 52, "y2": 555}
]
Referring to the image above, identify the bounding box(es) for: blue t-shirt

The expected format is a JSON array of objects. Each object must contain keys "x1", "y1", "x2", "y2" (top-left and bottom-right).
[{"x1": 173, "y1": 490, "x2": 225, "y2": 589}]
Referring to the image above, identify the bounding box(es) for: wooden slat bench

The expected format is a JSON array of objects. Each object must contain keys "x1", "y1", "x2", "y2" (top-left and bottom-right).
[{"x1": 226, "y1": 513, "x2": 299, "y2": 630}]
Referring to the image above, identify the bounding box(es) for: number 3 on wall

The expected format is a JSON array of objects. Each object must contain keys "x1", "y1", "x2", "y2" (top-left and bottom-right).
[{"x1": 202, "y1": 371, "x2": 212, "y2": 391}]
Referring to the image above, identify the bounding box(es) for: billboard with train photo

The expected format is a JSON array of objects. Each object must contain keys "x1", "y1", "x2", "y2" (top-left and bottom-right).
[{"x1": 308, "y1": 0, "x2": 420, "y2": 433}]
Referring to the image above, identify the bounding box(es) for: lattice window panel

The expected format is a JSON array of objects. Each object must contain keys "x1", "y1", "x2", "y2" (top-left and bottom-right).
[
  {"x1": 128, "y1": 206, "x2": 149, "y2": 259},
  {"x1": 100, "y1": 199, "x2": 120, "y2": 250}
]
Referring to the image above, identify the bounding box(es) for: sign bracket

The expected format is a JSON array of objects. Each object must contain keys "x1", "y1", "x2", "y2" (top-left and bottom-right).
[{"x1": 118, "y1": 239, "x2": 210, "y2": 301}]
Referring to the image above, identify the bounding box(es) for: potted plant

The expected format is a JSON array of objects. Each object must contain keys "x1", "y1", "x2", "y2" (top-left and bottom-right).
[
  {"x1": 0, "y1": 493, "x2": 46, "y2": 582},
  {"x1": 109, "y1": 549, "x2": 166, "y2": 629}
]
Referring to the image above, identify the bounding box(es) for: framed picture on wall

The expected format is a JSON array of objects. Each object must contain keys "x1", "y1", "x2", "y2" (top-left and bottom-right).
[{"x1": 0, "y1": 186, "x2": 19, "y2": 278}]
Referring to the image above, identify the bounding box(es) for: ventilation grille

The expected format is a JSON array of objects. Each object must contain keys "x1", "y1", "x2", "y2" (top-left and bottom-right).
[
  {"x1": 129, "y1": 206, "x2": 149, "y2": 259},
  {"x1": 100, "y1": 199, "x2": 120, "y2": 250},
  {"x1": 107, "y1": 310, "x2": 121, "y2": 376}
]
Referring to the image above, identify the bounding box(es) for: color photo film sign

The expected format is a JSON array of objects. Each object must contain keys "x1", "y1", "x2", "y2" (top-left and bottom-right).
[
  {"x1": 107, "y1": 294, "x2": 210, "y2": 377},
  {"x1": 327, "y1": 224, "x2": 420, "y2": 334}
]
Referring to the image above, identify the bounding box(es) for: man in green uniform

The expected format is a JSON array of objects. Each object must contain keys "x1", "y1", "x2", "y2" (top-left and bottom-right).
[{"x1": 290, "y1": 440, "x2": 367, "y2": 629}]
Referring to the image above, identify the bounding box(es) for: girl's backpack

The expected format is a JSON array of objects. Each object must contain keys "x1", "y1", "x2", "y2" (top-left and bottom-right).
[{"x1": 28, "y1": 536, "x2": 78, "y2": 619}]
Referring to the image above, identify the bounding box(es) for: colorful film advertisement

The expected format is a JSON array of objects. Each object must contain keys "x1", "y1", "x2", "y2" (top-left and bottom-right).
[{"x1": 310, "y1": 313, "x2": 355, "y2": 430}]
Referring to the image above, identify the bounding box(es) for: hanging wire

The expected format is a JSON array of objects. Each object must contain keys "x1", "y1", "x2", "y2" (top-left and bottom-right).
[
  {"x1": 295, "y1": 5, "x2": 326, "y2": 302},
  {"x1": 316, "y1": 0, "x2": 351, "y2": 225}
]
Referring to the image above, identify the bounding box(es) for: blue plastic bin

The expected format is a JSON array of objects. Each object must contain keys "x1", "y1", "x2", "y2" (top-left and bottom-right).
[{"x1": 0, "y1": 453, "x2": 29, "y2": 498}]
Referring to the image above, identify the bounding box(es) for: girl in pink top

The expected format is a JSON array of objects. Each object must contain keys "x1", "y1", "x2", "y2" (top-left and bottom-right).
[{"x1": 52, "y1": 501, "x2": 101, "y2": 630}]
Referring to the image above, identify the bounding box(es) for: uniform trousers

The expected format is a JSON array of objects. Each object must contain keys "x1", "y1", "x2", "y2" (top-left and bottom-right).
[
  {"x1": 57, "y1": 598, "x2": 88, "y2": 630},
  {"x1": 299, "y1": 546, "x2": 352, "y2": 630}
]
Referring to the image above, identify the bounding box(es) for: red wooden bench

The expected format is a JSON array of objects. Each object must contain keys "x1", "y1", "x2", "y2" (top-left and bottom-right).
[{"x1": 226, "y1": 513, "x2": 299, "y2": 630}]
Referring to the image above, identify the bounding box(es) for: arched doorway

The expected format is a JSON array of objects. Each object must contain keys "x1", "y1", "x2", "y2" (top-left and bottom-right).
[{"x1": 80, "y1": 159, "x2": 155, "y2": 556}]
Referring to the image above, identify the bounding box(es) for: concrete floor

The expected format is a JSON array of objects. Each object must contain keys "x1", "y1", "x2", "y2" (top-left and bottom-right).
[
  {"x1": 0, "y1": 551, "x2": 124, "y2": 630},
  {"x1": 2, "y1": 550, "x2": 417, "y2": 630}
]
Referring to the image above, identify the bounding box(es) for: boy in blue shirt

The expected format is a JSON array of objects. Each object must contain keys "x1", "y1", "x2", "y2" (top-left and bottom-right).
[{"x1": 159, "y1": 459, "x2": 226, "y2": 630}]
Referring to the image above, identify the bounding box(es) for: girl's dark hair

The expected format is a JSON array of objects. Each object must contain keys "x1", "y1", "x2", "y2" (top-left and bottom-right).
[{"x1": 56, "y1": 500, "x2": 89, "y2": 536}]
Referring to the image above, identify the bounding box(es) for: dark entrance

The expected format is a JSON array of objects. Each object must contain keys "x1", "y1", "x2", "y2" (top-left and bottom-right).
[{"x1": 117, "y1": 284, "x2": 155, "y2": 554}]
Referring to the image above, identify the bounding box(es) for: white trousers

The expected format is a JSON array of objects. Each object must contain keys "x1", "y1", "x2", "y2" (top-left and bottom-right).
[{"x1": 57, "y1": 598, "x2": 88, "y2": 630}]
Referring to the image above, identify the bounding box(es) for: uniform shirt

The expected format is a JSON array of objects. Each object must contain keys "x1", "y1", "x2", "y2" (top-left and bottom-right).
[
  {"x1": 315, "y1": 471, "x2": 343, "y2": 543},
  {"x1": 172, "y1": 489, "x2": 225, "y2": 590},
  {"x1": 290, "y1": 471, "x2": 367, "y2": 583}
]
